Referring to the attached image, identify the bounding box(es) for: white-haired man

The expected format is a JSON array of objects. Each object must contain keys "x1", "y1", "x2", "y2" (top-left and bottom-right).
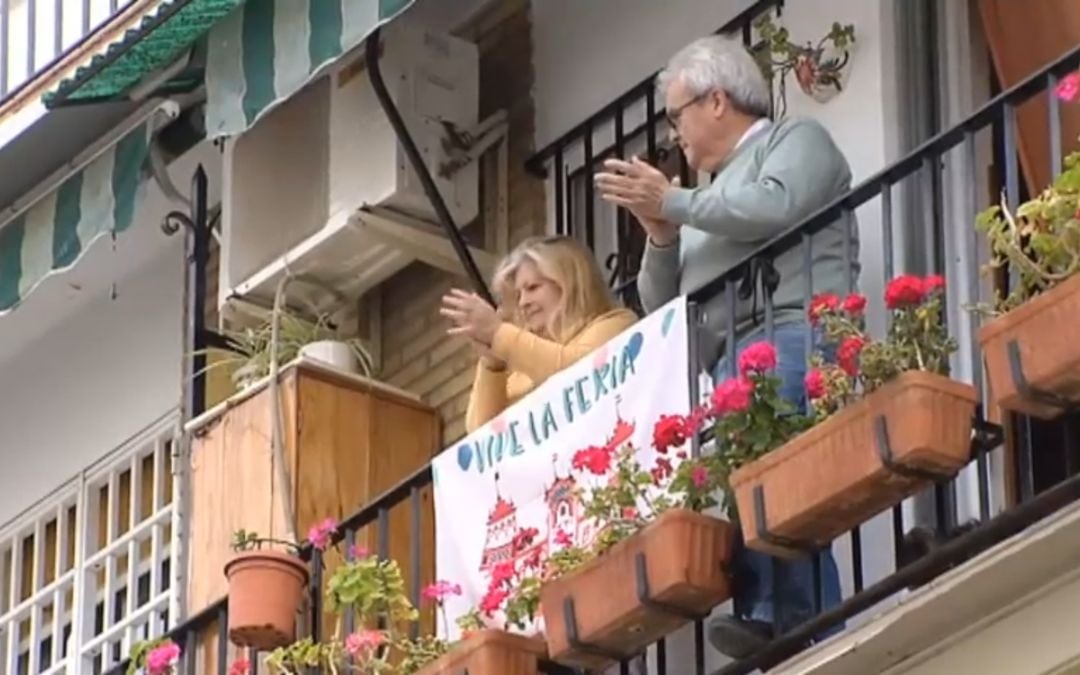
[{"x1": 596, "y1": 35, "x2": 857, "y2": 658}]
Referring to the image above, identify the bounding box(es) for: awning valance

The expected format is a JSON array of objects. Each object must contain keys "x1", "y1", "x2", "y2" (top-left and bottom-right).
[
  {"x1": 0, "y1": 120, "x2": 152, "y2": 313},
  {"x1": 204, "y1": 0, "x2": 416, "y2": 138},
  {"x1": 44, "y1": 0, "x2": 245, "y2": 107}
]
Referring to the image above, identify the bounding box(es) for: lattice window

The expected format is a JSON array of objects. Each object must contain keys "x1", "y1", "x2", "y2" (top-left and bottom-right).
[{"x1": 0, "y1": 413, "x2": 179, "y2": 675}]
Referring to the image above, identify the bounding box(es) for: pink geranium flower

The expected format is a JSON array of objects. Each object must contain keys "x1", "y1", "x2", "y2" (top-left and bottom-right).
[
  {"x1": 738, "y1": 341, "x2": 778, "y2": 376},
  {"x1": 1055, "y1": 72, "x2": 1080, "y2": 102},
  {"x1": 422, "y1": 580, "x2": 463, "y2": 603},
  {"x1": 344, "y1": 630, "x2": 386, "y2": 656},
  {"x1": 307, "y1": 517, "x2": 338, "y2": 551},
  {"x1": 146, "y1": 641, "x2": 181, "y2": 675},
  {"x1": 711, "y1": 377, "x2": 754, "y2": 415}
]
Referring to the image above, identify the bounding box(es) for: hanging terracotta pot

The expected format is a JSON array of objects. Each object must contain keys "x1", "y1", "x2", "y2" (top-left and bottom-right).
[
  {"x1": 224, "y1": 549, "x2": 309, "y2": 650},
  {"x1": 415, "y1": 630, "x2": 546, "y2": 675},
  {"x1": 979, "y1": 273, "x2": 1080, "y2": 419},
  {"x1": 539, "y1": 509, "x2": 734, "y2": 671},
  {"x1": 731, "y1": 371, "x2": 977, "y2": 558}
]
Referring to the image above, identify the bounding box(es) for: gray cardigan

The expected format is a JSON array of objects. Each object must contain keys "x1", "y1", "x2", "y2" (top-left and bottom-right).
[{"x1": 637, "y1": 116, "x2": 859, "y2": 364}]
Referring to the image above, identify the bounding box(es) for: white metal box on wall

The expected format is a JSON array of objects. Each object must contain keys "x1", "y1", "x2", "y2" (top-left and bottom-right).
[{"x1": 219, "y1": 20, "x2": 479, "y2": 313}]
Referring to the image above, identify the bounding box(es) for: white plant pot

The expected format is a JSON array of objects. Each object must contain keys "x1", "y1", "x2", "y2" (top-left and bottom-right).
[{"x1": 300, "y1": 340, "x2": 358, "y2": 373}]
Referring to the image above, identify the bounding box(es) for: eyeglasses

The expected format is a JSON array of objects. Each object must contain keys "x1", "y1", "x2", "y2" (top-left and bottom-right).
[{"x1": 665, "y1": 92, "x2": 709, "y2": 128}]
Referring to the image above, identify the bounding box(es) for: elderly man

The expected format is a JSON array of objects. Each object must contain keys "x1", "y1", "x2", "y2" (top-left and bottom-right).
[{"x1": 596, "y1": 36, "x2": 856, "y2": 658}]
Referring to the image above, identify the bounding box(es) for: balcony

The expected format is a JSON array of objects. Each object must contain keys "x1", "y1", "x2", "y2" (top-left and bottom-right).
[{"x1": 99, "y1": 5, "x2": 1080, "y2": 675}]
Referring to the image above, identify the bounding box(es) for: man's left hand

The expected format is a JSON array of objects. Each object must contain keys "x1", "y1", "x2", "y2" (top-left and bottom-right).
[{"x1": 595, "y1": 156, "x2": 671, "y2": 220}]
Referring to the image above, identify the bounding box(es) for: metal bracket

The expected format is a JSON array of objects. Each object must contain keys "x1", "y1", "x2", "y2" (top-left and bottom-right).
[
  {"x1": 562, "y1": 596, "x2": 627, "y2": 663},
  {"x1": 970, "y1": 405, "x2": 1004, "y2": 455},
  {"x1": 874, "y1": 416, "x2": 953, "y2": 482},
  {"x1": 752, "y1": 484, "x2": 819, "y2": 555},
  {"x1": 1007, "y1": 339, "x2": 1077, "y2": 412},
  {"x1": 635, "y1": 552, "x2": 703, "y2": 621}
]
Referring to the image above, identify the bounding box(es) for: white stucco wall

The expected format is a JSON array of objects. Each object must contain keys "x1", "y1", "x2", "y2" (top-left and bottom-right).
[
  {"x1": 531, "y1": 0, "x2": 753, "y2": 149},
  {"x1": 0, "y1": 139, "x2": 220, "y2": 527},
  {"x1": 0, "y1": 241, "x2": 183, "y2": 526}
]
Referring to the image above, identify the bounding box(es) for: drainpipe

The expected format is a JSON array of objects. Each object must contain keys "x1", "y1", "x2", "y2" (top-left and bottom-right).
[{"x1": 365, "y1": 28, "x2": 495, "y2": 306}]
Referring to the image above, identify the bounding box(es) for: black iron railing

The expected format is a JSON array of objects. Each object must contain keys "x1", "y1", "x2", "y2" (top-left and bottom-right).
[{"x1": 0, "y1": 0, "x2": 139, "y2": 106}]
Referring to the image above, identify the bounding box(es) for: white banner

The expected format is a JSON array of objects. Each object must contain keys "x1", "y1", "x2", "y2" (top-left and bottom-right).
[{"x1": 432, "y1": 297, "x2": 691, "y2": 638}]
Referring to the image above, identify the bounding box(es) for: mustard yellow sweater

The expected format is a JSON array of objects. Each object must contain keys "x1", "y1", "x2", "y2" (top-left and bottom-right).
[{"x1": 464, "y1": 308, "x2": 638, "y2": 433}]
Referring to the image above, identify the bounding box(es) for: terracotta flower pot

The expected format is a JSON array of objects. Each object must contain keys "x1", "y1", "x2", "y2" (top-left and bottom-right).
[
  {"x1": 415, "y1": 629, "x2": 546, "y2": 675},
  {"x1": 224, "y1": 549, "x2": 309, "y2": 650},
  {"x1": 978, "y1": 273, "x2": 1080, "y2": 419},
  {"x1": 731, "y1": 371, "x2": 977, "y2": 558},
  {"x1": 539, "y1": 509, "x2": 734, "y2": 670}
]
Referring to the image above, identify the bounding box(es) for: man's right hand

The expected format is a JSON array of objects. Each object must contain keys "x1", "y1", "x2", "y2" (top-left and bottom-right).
[{"x1": 636, "y1": 175, "x2": 680, "y2": 247}]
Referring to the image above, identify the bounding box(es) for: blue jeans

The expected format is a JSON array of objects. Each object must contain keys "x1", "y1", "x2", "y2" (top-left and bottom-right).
[{"x1": 713, "y1": 321, "x2": 843, "y2": 638}]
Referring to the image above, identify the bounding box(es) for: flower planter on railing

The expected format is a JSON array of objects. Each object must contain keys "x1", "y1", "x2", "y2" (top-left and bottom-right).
[
  {"x1": 979, "y1": 263, "x2": 1080, "y2": 419},
  {"x1": 730, "y1": 370, "x2": 977, "y2": 558},
  {"x1": 973, "y1": 97, "x2": 1080, "y2": 419},
  {"x1": 539, "y1": 509, "x2": 734, "y2": 670},
  {"x1": 414, "y1": 629, "x2": 546, "y2": 675}
]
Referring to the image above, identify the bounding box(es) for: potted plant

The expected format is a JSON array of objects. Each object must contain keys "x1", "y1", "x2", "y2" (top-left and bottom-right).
[
  {"x1": 974, "y1": 78, "x2": 1080, "y2": 418},
  {"x1": 266, "y1": 518, "x2": 546, "y2": 675},
  {"x1": 224, "y1": 526, "x2": 314, "y2": 650},
  {"x1": 536, "y1": 418, "x2": 737, "y2": 670},
  {"x1": 751, "y1": 14, "x2": 856, "y2": 118},
  {"x1": 199, "y1": 309, "x2": 376, "y2": 391},
  {"x1": 728, "y1": 277, "x2": 978, "y2": 557}
]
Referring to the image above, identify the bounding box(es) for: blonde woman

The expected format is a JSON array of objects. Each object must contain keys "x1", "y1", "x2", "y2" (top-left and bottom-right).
[{"x1": 440, "y1": 236, "x2": 638, "y2": 433}]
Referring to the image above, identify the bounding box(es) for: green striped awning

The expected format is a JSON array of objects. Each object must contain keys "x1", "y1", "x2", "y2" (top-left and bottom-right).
[
  {"x1": 0, "y1": 124, "x2": 150, "y2": 313},
  {"x1": 205, "y1": 0, "x2": 416, "y2": 137},
  {"x1": 44, "y1": 0, "x2": 245, "y2": 107}
]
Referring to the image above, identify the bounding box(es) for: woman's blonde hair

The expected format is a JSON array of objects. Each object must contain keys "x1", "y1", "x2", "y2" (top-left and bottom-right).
[{"x1": 492, "y1": 236, "x2": 617, "y2": 343}]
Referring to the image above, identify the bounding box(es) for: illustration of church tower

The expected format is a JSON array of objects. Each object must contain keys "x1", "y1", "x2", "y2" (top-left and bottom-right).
[
  {"x1": 544, "y1": 455, "x2": 584, "y2": 548},
  {"x1": 479, "y1": 473, "x2": 518, "y2": 571}
]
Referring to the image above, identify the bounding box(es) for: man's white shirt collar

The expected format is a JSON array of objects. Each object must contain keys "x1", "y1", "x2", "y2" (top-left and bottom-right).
[{"x1": 735, "y1": 117, "x2": 772, "y2": 150}]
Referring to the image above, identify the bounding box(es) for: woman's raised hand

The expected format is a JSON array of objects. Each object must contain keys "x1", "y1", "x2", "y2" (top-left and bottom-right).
[{"x1": 440, "y1": 288, "x2": 501, "y2": 346}]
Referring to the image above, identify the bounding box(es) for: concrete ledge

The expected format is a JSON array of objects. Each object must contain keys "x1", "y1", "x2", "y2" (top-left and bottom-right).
[{"x1": 773, "y1": 498, "x2": 1080, "y2": 674}]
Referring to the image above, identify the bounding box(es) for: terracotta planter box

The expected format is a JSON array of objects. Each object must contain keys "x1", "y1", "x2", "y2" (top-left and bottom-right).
[
  {"x1": 539, "y1": 509, "x2": 734, "y2": 670},
  {"x1": 731, "y1": 371, "x2": 977, "y2": 558},
  {"x1": 979, "y1": 273, "x2": 1080, "y2": 419},
  {"x1": 224, "y1": 550, "x2": 309, "y2": 650},
  {"x1": 414, "y1": 630, "x2": 546, "y2": 675}
]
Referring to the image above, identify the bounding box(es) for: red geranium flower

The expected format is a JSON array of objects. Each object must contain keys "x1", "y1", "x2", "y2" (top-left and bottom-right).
[
  {"x1": 885, "y1": 274, "x2": 926, "y2": 309},
  {"x1": 480, "y1": 586, "x2": 509, "y2": 616},
  {"x1": 571, "y1": 445, "x2": 613, "y2": 475},
  {"x1": 490, "y1": 561, "x2": 515, "y2": 587},
  {"x1": 837, "y1": 336, "x2": 866, "y2": 376},
  {"x1": 809, "y1": 293, "x2": 840, "y2": 324},
  {"x1": 804, "y1": 368, "x2": 826, "y2": 400},
  {"x1": 650, "y1": 456, "x2": 674, "y2": 484},
  {"x1": 652, "y1": 414, "x2": 689, "y2": 454},
  {"x1": 842, "y1": 293, "x2": 867, "y2": 316},
  {"x1": 711, "y1": 377, "x2": 754, "y2": 415},
  {"x1": 923, "y1": 274, "x2": 945, "y2": 294},
  {"x1": 738, "y1": 341, "x2": 778, "y2": 376}
]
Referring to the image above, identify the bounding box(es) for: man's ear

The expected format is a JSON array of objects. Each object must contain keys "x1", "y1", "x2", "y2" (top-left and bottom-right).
[{"x1": 709, "y1": 89, "x2": 729, "y2": 120}]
